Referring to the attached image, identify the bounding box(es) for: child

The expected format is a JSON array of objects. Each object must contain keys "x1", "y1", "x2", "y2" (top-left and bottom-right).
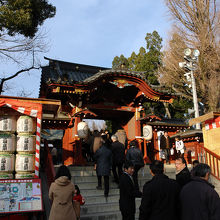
[{"x1": 73, "y1": 185, "x2": 85, "y2": 220}]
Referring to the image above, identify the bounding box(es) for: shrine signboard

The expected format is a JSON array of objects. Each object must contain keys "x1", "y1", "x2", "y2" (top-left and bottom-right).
[{"x1": 0, "y1": 178, "x2": 43, "y2": 213}]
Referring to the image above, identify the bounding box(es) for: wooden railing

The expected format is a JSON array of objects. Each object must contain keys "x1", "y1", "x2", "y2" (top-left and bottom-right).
[
  {"x1": 44, "y1": 139, "x2": 56, "y2": 187},
  {"x1": 195, "y1": 143, "x2": 220, "y2": 180}
]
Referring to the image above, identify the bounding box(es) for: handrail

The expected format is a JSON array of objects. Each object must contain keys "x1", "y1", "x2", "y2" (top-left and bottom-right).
[
  {"x1": 44, "y1": 139, "x2": 56, "y2": 187},
  {"x1": 195, "y1": 143, "x2": 220, "y2": 180}
]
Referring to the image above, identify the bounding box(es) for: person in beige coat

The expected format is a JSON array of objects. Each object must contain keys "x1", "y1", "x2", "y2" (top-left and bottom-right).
[{"x1": 49, "y1": 165, "x2": 77, "y2": 220}]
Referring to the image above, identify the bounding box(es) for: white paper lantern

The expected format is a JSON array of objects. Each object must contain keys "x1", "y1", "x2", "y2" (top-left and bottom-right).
[
  {"x1": 77, "y1": 122, "x2": 89, "y2": 138},
  {"x1": 143, "y1": 125, "x2": 153, "y2": 140}
]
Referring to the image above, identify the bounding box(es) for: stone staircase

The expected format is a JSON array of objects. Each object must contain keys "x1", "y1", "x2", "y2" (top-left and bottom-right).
[
  {"x1": 68, "y1": 165, "x2": 220, "y2": 220},
  {"x1": 69, "y1": 165, "x2": 175, "y2": 220}
]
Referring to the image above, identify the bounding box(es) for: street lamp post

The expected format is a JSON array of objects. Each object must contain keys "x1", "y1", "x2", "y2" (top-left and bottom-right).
[{"x1": 179, "y1": 48, "x2": 200, "y2": 129}]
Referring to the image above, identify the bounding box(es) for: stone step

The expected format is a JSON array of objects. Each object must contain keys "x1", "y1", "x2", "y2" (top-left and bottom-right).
[
  {"x1": 71, "y1": 170, "x2": 97, "y2": 177},
  {"x1": 72, "y1": 176, "x2": 99, "y2": 183},
  {"x1": 85, "y1": 194, "x2": 119, "y2": 204},
  {"x1": 80, "y1": 188, "x2": 119, "y2": 197},
  {"x1": 76, "y1": 181, "x2": 119, "y2": 190},
  {"x1": 80, "y1": 211, "x2": 121, "y2": 220},
  {"x1": 81, "y1": 199, "x2": 141, "y2": 215},
  {"x1": 72, "y1": 176, "x2": 151, "y2": 188},
  {"x1": 69, "y1": 165, "x2": 95, "y2": 171},
  {"x1": 81, "y1": 202, "x2": 119, "y2": 215},
  {"x1": 81, "y1": 211, "x2": 140, "y2": 220},
  {"x1": 84, "y1": 194, "x2": 141, "y2": 205},
  {"x1": 71, "y1": 169, "x2": 152, "y2": 178},
  {"x1": 71, "y1": 164, "x2": 216, "y2": 220}
]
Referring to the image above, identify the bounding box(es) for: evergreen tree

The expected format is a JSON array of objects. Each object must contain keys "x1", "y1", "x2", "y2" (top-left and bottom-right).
[
  {"x1": 112, "y1": 30, "x2": 193, "y2": 119},
  {"x1": 0, "y1": 0, "x2": 56, "y2": 37}
]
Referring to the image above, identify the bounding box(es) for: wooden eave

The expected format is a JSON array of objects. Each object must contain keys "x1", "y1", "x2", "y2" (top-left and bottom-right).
[
  {"x1": 0, "y1": 95, "x2": 61, "y2": 116},
  {"x1": 170, "y1": 129, "x2": 203, "y2": 139},
  {"x1": 145, "y1": 121, "x2": 188, "y2": 128},
  {"x1": 73, "y1": 109, "x2": 98, "y2": 118},
  {"x1": 46, "y1": 70, "x2": 175, "y2": 103},
  {"x1": 189, "y1": 112, "x2": 220, "y2": 126},
  {"x1": 139, "y1": 114, "x2": 162, "y2": 121}
]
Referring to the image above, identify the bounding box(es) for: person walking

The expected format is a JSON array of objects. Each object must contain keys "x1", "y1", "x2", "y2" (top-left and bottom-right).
[
  {"x1": 49, "y1": 165, "x2": 76, "y2": 220},
  {"x1": 111, "y1": 134, "x2": 125, "y2": 184},
  {"x1": 139, "y1": 160, "x2": 180, "y2": 220},
  {"x1": 180, "y1": 163, "x2": 220, "y2": 220},
  {"x1": 119, "y1": 160, "x2": 136, "y2": 220},
  {"x1": 94, "y1": 134, "x2": 112, "y2": 197},
  {"x1": 126, "y1": 140, "x2": 144, "y2": 197},
  {"x1": 160, "y1": 131, "x2": 171, "y2": 164},
  {"x1": 175, "y1": 156, "x2": 191, "y2": 188}
]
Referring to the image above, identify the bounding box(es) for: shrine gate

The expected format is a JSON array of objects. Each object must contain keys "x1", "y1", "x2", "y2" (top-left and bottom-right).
[{"x1": 39, "y1": 57, "x2": 175, "y2": 165}]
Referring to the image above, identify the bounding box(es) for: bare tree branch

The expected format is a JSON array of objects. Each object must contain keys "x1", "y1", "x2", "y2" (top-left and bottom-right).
[
  {"x1": 0, "y1": 66, "x2": 41, "y2": 94},
  {"x1": 161, "y1": 0, "x2": 220, "y2": 111}
]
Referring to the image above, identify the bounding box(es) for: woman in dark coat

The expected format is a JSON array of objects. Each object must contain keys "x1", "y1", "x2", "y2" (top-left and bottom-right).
[{"x1": 94, "y1": 134, "x2": 112, "y2": 197}]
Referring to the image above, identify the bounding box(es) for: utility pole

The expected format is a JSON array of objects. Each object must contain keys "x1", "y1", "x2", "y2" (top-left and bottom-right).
[{"x1": 179, "y1": 48, "x2": 200, "y2": 129}]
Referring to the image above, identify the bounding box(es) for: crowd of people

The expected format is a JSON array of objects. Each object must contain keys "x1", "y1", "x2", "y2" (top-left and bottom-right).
[
  {"x1": 48, "y1": 132, "x2": 220, "y2": 220},
  {"x1": 120, "y1": 158, "x2": 220, "y2": 220}
]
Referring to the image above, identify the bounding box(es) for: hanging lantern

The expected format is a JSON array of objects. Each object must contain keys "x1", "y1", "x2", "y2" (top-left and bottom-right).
[
  {"x1": 77, "y1": 122, "x2": 89, "y2": 138},
  {"x1": 143, "y1": 125, "x2": 153, "y2": 140}
]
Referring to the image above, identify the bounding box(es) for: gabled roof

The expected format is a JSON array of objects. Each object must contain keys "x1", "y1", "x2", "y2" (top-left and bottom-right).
[
  {"x1": 41, "y1": 57, "x2": 109, "y2": 84},
  {"x1": 39, "y1": 57, "x2": 175, "y2": 103}
]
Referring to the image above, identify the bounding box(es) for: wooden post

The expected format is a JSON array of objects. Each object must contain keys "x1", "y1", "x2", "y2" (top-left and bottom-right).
[
  {"x1": 154, "y1": 130, "x2": 160, "y2": 160},
  {"x1": 73, "y1": 116, "x2": 86, "y2": 165}
]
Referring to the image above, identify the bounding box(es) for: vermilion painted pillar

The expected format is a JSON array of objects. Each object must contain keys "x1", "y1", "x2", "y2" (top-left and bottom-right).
[
  {"x1": 73, "y1": 116, "x2": 86, "y2": 165},
  {"x1": 135, "y1": 120, "x2": 141, "y2": 137},
  {"x1": 154, "y1": 131, "x2": 160, "y2": 160},
  {"x1": 63, "y1": 126, "x2": 74, "y2": 166},
  {"x1": 63, "y1": 116, "x2": 86, "y2": 166}
]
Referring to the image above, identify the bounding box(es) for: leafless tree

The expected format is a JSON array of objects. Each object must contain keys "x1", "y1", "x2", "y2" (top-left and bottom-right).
[
  {"x1": 159, "y1": 0, "x2": 220, "y2": 111},
  {"x1": 0, "y1": 29, "x2": 49, "y2": 94}
]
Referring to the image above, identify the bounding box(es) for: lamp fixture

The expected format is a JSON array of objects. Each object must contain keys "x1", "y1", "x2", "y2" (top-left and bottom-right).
[
  {"x1": 184, "y1": 48, "x2": 192, "y2": 56},
  {"x1": 193, "y1": 49, "x2": 200, "y2": 57}
]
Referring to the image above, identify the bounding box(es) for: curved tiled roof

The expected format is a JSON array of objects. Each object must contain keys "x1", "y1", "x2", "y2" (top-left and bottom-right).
[
  {"x1": 82, "y1": 69, "x2": 146, "y2": 84},
  {"x1": 40, "y1": 57, "x2": 175, "y2": 102}
]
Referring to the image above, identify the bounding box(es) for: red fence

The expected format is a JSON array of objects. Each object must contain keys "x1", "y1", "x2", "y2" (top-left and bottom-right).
[{"x1": 195, "y1": 143, "x2": 220, "y2": 180}]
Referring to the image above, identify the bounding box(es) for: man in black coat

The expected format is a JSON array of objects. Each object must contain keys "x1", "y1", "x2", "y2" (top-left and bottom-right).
[
  {"x1": 160, "y1": 131, "x2": 171, "y2": 164},
  {"x1": 119, "y1": 160, "x2": 136, "y2": 220},
  {"x1": 94, "y1": 134, "x2": 112, "y2": 197},
  {"x1": 175, "y1": 157, "x2": 191, "y2": 188},
  {"x1": 139, "y1": 160, "x2": 180, "y2": 220},
  {"x1": 111, "y1": 134, "x2": 125, "y2": 184},
  {"x1": 126, "y1": 140, "x2": 144, "y2": 196},
  {"x1": 180, "y1": 163, "x2": 220, "y2": 220}
]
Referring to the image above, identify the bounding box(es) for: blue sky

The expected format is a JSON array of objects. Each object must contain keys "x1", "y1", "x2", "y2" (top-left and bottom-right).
[{"x1": 2, "y1": 0, "x2": 172, "y2": 98}]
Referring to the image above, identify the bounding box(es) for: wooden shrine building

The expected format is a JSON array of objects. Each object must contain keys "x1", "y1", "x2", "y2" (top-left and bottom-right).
[{"x1": 39, "y1": 57, "x2": 176, "y2": 165}]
